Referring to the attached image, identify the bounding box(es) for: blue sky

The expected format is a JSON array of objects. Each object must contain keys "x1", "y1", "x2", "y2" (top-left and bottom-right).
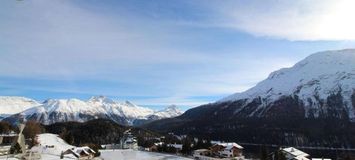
[{"x1": 1, "y1": 0, "x2": 355, "y2": 111}]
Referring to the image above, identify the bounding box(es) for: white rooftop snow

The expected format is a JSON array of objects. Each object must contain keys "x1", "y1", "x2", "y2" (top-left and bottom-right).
[
  {"x1": 282, "y1": 147, "x2": 310, "y2": 158},
  {"x1": 216, "y1": 142, "x2": 244, "y2": 150}
]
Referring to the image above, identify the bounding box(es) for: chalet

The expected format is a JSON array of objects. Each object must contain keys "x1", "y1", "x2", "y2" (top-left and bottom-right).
[
  {"x1": 147, "y1": 142, "x2": 164, "y2": 152},
  {"x1": 63, "y1": 146, "x2": 96, "y2": 159},
  {"x1": 193, "y1": 149, "x2": 213, "y2": 160},
  {"x1": 210, "y1": 142, "x2": 244, "y2": 158},
  {"x1": 281, "y1": 147, "x2": 310, "y2": 160}
]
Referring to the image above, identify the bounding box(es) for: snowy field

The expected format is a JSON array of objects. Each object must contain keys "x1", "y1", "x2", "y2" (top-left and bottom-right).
[{"x1": 100, "y1": 149, "x2": 192, "y2": 160}]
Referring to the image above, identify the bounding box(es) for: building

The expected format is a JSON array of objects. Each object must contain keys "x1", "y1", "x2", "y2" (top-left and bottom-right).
[
  {"x1": 193, "y1": 149, "x2": 216, "y2": 160},
  {"x1": 147, "y1": 142, "x2": 163, "y2": 152},
  {"x1": 120, "y1": 129, "x2": 138, "y2": 150},
  {"x1": 209, "y1": 142, "x2": 244, "y2": 158},
  {"x1": 63, "y1": 146, "x2": 96, "y2": 159},
  {"x1": 0, "y1": 131, "x2": 18, "y2": 155},
  {"x1": 167, "y1": 143, "x2": 183, "y2": 152},
  {"x1": 281, "y1": 147, "x2": 310, "y2": 160}
]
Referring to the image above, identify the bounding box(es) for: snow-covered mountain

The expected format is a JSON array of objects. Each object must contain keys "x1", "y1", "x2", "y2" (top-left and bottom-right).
[
  {"x1": 149, "y1": 105, "x2": 182, "y2": 119},
  {"x1": 3, "y1": 96, "x2": 182, "y2": 125},
  {"x1": 215, "y1": 49, "x2": 355, "y2": 121},
  {"x1": 149, "y1": 49, "x2": 355, "y2": 129},
  {"x1": 0, "y1": 96, "x2": 41, "y2": 118},
  {"x1": 145, "y1": 49, "x2": 355, "y2": 148}
]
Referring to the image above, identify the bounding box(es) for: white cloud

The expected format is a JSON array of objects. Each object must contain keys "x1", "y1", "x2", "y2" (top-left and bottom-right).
[{"x1": 201, "y1": 0, "x2": 355, "y2": 40}]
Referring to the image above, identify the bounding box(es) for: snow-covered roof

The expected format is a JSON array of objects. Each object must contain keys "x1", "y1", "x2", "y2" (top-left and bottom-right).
[
  {"x1": 0, "y1": 133, "x2": 18, "y2": 137},
  {"x1": 282, "y1": 147, "x2": 309, "y2": 158},
  {"x1": 167, "y1": 144, "x2": 183, "y2": 149},
  {"x1": 211, "y1": 140, "x2": 222, "y2": 144},
  {"x1": 294, "y1": 157, "x2": 310, "y2": 160},
  {"x1": 72, "y1": 146, "x2": 96, "y2": 154},
  {"x1": 216, "y1": 142, "x2": 243, "y2": 150},
  {"x1": 64, "y1": 146, "x2": 96, "y2": 158}
]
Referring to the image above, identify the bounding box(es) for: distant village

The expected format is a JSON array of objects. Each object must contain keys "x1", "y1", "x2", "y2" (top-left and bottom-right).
[{"x1": 0, "y1": 122, "x2": 346, "y2": 160}]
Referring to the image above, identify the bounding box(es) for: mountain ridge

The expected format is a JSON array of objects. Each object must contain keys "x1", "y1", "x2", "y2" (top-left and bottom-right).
[
  {"x1": 216, "y1": 49, "x2": 355, "y2": 121},
  {"x1": 1, "y1": 96, "x2": 182, "y2": 125}
]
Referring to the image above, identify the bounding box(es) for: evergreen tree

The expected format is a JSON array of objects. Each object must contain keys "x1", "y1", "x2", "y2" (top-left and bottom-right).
[
  {"x1": 181, "y1": 138, "x2": 192, "y2": 155},
  {"x1": 259, "y1": 145, "x2": 269, "y2": 160}
]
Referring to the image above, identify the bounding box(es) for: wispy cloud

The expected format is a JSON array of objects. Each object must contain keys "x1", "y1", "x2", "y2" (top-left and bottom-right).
[
  {"x1": 0, "y1": 0, "x2": 352, "y2": 107},
  {"x1": 196, "y1": 0, "x2": 355, "y2": 40}
]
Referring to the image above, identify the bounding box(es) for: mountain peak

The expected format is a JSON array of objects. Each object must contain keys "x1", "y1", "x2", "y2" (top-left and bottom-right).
[
  {"x1": 0, "y1": 96, "x2": 40, "y2": 115},
  {"x1": 88, "y1": 96, "x2": 115, "y2": 104},
  {"x1": 220, "y1": 49, "x2": 355, "y2": 102},
  {"x1": 152, "y1": 105, "x2": 182, "y2": 119},
  {"x1": 2, "y1": 96, "x2": 184, "y2": 125},
  {"x1": 218, "y1": 49, "x2": 355, "y2": 121},
  {"x1": 165, "y1": 105, "x2": 179, "y2": 111}
]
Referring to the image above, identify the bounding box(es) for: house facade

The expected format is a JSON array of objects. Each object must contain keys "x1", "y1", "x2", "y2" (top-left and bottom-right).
[
  {"x1": 209, "y1": 142, "x2": 243, "y2": 158},
  {"x1": 63, "y1": 146, "x2": 96, "y2": 159}
]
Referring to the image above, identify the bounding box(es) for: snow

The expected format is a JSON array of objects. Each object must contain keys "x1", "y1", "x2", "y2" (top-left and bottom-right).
[
  {"x1": 153, "y1": 105, "x2": 182, "y2": 119},
  {"x1": 5, "y1": 96, "x2": 183, "y2": 125},
  {"x1": 282, "y1": 147, "x2": 310, "y2": 159},
  {"x1": 167, "y1": 144, "x2": 183, "y2": 150},
  {"x1": 23, "y1": 133, "x2": 79, "y2": 160},
  {"x1": 0, "y1": 96, "x2": 40, "y2": 115},
  {"x1": 31, "y1": 133, "x2": 74, "y2": 156},
  {"x1": 100, "y1": 149, "x2": 192, "y2": 160},
  {"x1": 217, "y1": 142, "x2": 244, "y2": 150},
  {"x1": 218, "y1": 49, "x2": 355, "y2": 119}
]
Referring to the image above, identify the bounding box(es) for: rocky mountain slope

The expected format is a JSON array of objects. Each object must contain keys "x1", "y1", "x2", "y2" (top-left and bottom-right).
[
  {"x1": 2, "y1": 96, "x2": 182, "y2": 125},
  {"x1": 145, "y1": 49, "x2": 355, "y2": 147}
]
